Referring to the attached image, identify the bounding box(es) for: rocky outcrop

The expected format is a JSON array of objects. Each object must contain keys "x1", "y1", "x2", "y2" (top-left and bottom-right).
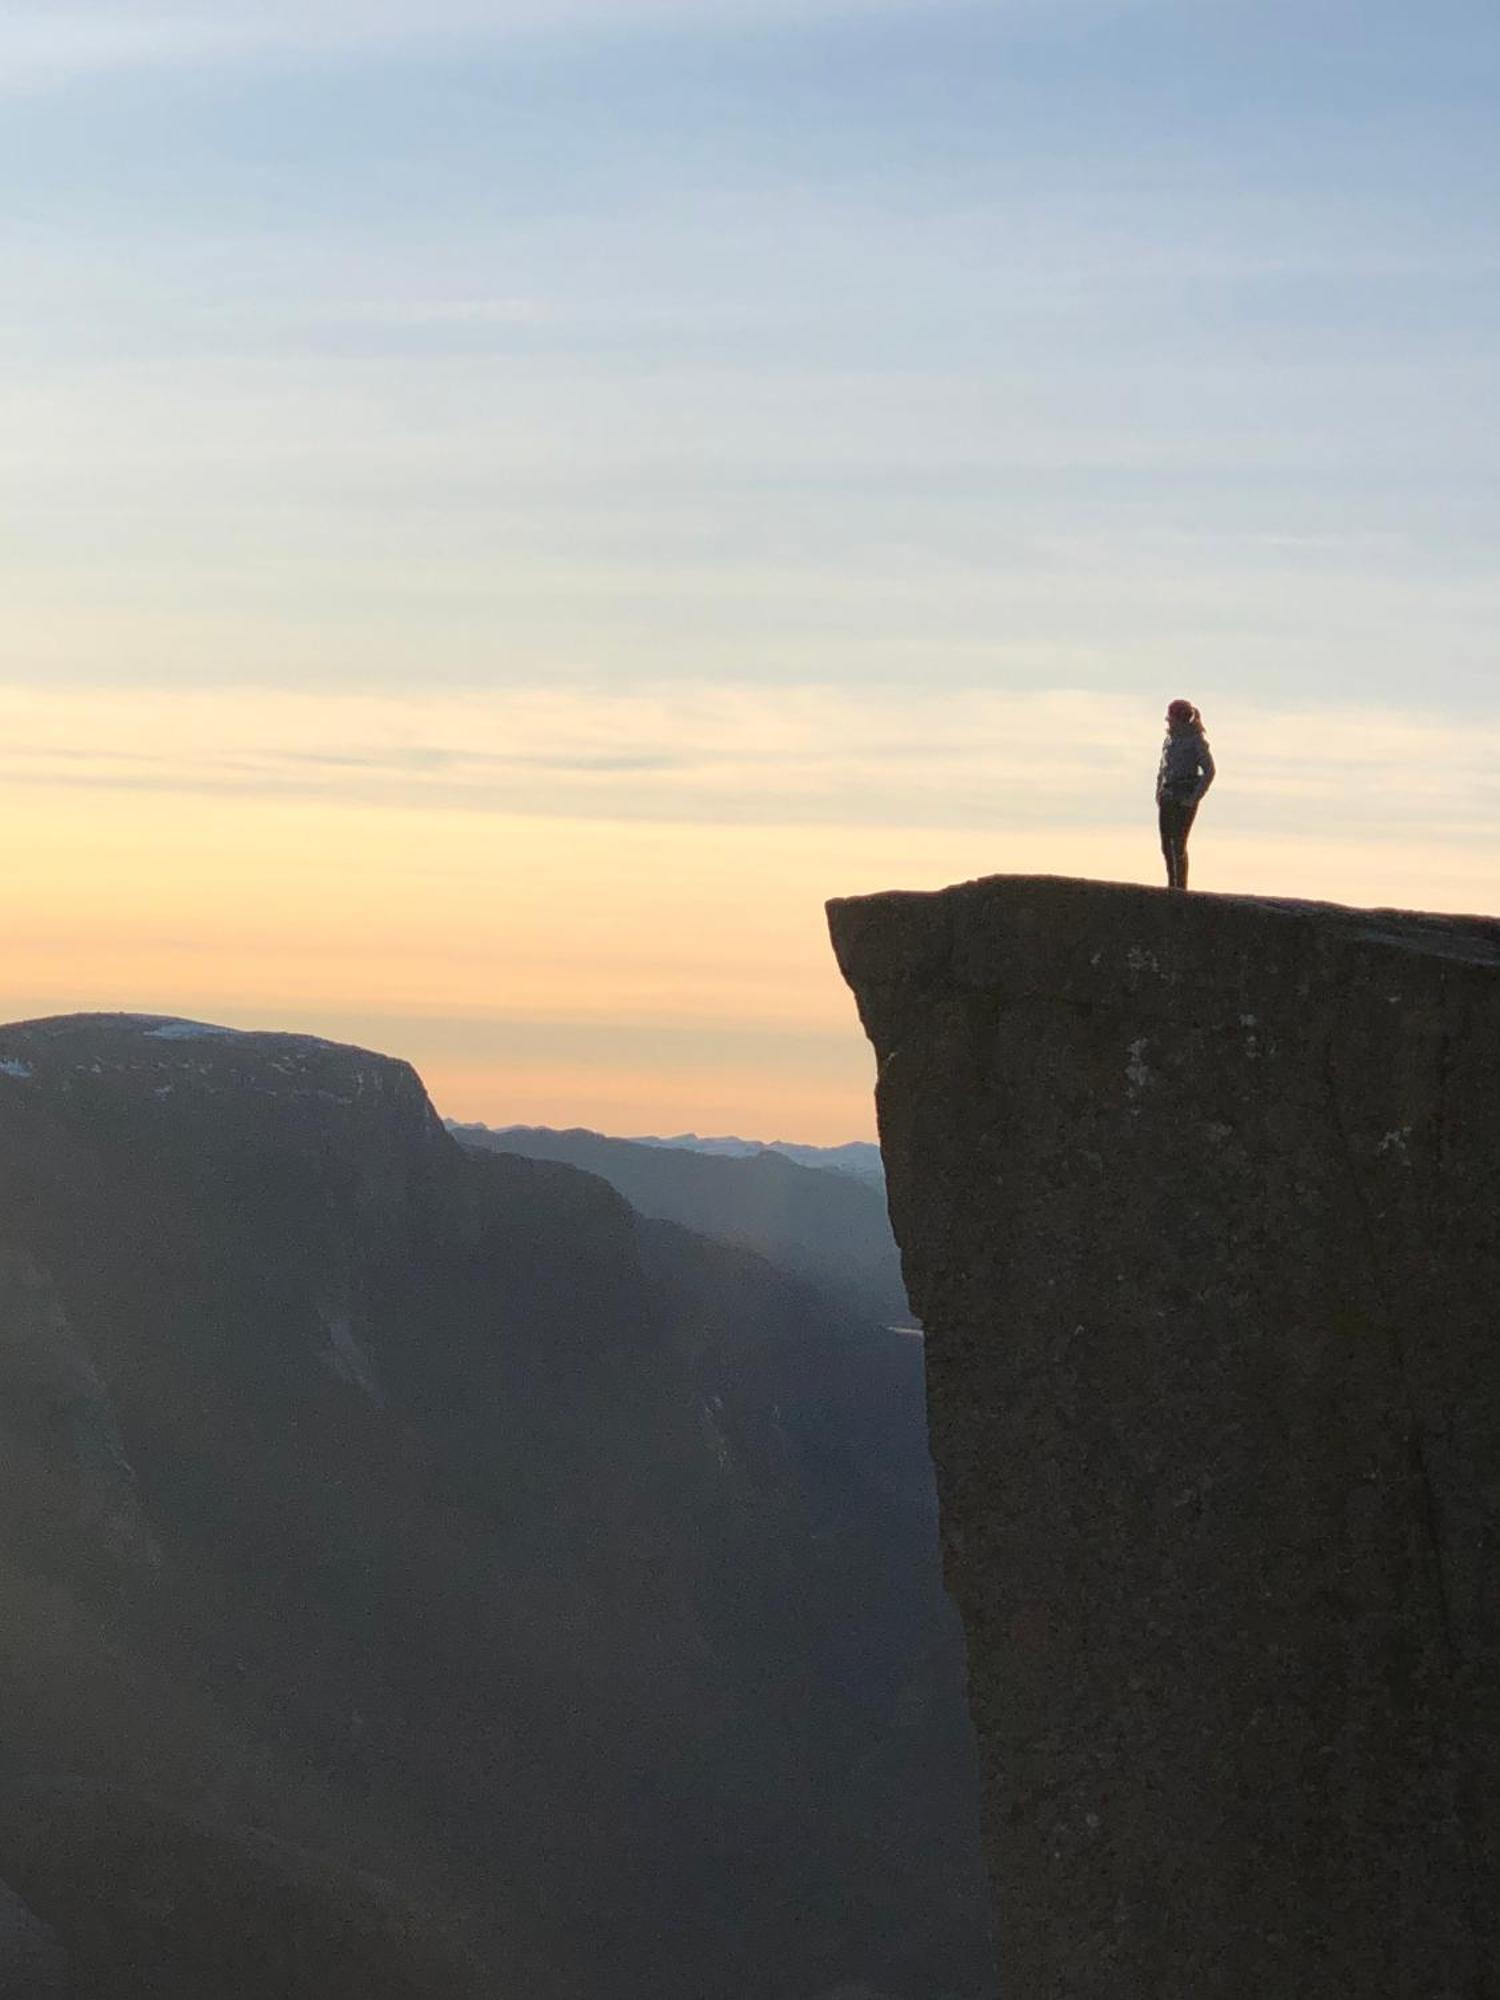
[{"x1": 829, "y1": 874, "x2": 1500, "y2": 2000}]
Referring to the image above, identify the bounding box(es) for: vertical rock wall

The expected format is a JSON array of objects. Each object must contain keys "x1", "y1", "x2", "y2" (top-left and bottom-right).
[
  {"x1": 0, "y1": 1881, "x2": 67, "y2": 1998},
  {"x1": 829, "y1": 875, "x2": 1500, "y2": 2000}
]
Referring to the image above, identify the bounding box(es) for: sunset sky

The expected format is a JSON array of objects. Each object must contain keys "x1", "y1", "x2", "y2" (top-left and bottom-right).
[{"x1": 5, "y1": 0, "x2": 1498, "y2": 1138}]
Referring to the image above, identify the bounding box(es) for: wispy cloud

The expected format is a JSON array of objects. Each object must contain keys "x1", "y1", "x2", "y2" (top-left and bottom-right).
[
  {"x1": 0, "y1": 0, "x2": 976, "y2": 89},
  {"x1": 3, "y1": 678, "x2": 1496, "y2": 1139},
  {"x1": 294, "y1": 297, "x2": 557, "y2": 329},
  {"x1": 1, "y1": 683, "x2": 1495, "y2": 843}
]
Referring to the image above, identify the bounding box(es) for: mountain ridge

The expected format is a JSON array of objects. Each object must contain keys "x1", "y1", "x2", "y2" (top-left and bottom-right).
[
  {"x1": 616, "y1": 1132, "x2": 884, "y2": 1182},
  {"x1": 451, "y1": 1120, "x2": 908, "y2": 1326},
  {"x1": 0, "y1": 1009, "x2": 988, "y2": 2000}
]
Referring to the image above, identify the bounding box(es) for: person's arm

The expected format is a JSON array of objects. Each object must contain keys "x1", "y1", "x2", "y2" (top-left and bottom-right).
[
  {"x1": 1155, "y1": 743, "x2": 1168, "y2": 804},
  {"x1": 1194, "y1": 738, "x2": 1216, "y2": 802}
]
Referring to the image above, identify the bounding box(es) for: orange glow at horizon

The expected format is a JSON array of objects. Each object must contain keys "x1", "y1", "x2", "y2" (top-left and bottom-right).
[{"x1": 2, "y1": 687, "x2": 1495, "y2": 1141}]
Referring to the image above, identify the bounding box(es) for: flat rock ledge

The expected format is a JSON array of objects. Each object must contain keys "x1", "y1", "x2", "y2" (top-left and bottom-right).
[{"x1": 829, "y1": 874, "x2": 1500, "y2": 2000}]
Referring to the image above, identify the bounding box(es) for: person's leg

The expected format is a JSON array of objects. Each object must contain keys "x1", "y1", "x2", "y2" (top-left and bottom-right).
[
  {"x1": 1176, "y1": 800, "x2": 1200, "y2": 890},
  {"x1": 1158, "y1": 802, "x2": 1178, "y2": 887}
]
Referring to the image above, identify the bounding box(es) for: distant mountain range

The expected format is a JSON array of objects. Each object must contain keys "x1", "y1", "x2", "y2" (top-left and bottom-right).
[
  {"x1": 451, "y1": 1123, "x2": 909, "y2": 1327},
  {"x1": 624, "y1": 1132, "x2": 885, "y2": 1183},
  {"x1": 0, "y1": 1015, "x2": 986, "y2": 2000}
]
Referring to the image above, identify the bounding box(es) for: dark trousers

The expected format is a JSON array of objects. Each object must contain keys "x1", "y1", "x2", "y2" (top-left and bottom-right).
[{"x1": 1158, "y1": 796, "x2": 1199, "y2": 889}]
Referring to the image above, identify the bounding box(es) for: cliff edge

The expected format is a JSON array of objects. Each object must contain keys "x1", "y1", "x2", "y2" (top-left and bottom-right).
[{"x1": 829, "y1": 874, "x2": 1500, "y2": 2000}]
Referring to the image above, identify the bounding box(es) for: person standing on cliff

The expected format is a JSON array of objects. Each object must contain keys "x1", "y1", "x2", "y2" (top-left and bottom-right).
[{"x1": 1156, "y1": 699, "x2": 1215, "y2": 889}]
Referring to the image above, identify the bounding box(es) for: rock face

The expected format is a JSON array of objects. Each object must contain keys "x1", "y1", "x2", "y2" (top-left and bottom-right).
[
  {"x1": 0, "y1": 1878, "x2": 67, "y2": 1997},
  {"x1": 829, "y1": 875, "x2": 1500, "y2": 2000}
]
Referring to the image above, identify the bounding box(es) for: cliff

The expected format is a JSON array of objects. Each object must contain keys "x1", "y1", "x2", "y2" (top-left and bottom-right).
[{"x1": 829, "y1": 874, "x2": 1500, "y2": 2000}]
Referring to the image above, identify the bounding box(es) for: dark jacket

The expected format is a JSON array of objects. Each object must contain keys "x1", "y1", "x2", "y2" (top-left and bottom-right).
[{"x1": 1156, "y1": 726, "x2": 1215, "y2": 805}]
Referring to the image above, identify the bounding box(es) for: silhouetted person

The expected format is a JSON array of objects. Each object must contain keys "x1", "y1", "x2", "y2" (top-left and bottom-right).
[{"x1": 1156, "y1": 699, "x2": 1214, "y2": 889}]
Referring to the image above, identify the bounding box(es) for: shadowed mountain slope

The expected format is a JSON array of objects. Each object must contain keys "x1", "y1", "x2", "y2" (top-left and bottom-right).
[
  {"x1": 453, "y1": 1122, "x2": 910, "y2": 1325},
  {"x1": 0, "y1": 1013, "x2": 989, "y2": 2000}
]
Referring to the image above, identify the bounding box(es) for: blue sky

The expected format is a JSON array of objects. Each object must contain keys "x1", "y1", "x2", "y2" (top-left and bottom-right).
[
  {"x1": 2, "y1": 0, "x2": 1498, "y2": 1132},
  {"x1": 7, "y1": 0, "x2": 1498, "y2": 702}
]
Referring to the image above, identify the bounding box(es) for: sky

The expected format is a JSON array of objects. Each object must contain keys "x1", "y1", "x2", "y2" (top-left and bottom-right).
[{"x1": 3, "y1": 0, "x2": 1498, "y2": 1138}]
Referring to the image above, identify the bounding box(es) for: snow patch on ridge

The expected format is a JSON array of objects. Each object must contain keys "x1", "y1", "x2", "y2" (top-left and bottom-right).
[{"x1": 145, "y1": 1020, "x2": 243, "y2": 1041}]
